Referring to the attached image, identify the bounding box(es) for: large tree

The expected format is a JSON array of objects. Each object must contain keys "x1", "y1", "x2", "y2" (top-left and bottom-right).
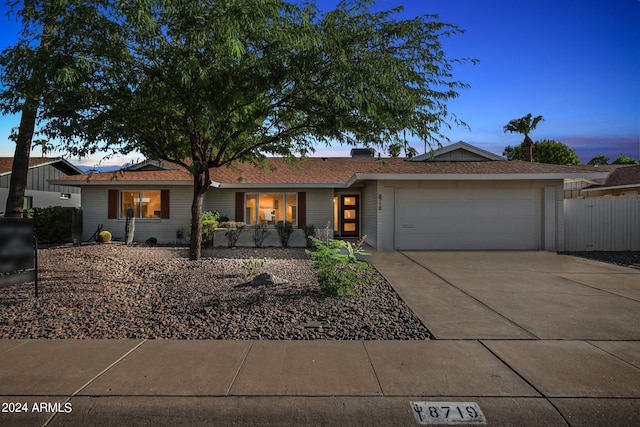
[
  {"x1": 587, "y1": 154, "x2": 610, "y2": 166},
  {"x1": 1, "y1": 1, "x2": 58, "y2": 217},
  {"x1": 1, "y1": 0, "x2": 125, "y2": 216},
  {"x1": 503, "y1": 113, "x2": 544, "y2": 162},
  {"x1": 3, "y1": 0, "x2": 475, "y2": 259},
  {"x1": 612, "y1": 154, "x2": 639, "y2": 165},
  {"x1": 503, "y1": 139, "x2": 580, "y2": 165}
]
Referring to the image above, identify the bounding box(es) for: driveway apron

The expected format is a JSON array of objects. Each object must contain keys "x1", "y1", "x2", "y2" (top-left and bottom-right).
[{"x1": 383, "y1": 251, "x2": 640, "y2": 340}]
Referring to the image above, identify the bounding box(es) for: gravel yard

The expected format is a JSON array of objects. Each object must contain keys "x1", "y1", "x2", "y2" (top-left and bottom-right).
[
  {"x1": 0, "y1": 244, "x2": 431, "y2": 340},
  {"x1": 563, "y1": 251, "x2": 640, "y2": 270}
]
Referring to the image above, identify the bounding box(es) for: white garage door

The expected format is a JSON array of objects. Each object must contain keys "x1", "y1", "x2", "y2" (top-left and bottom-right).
[{"x1": 395, "y1": 188, "x2": 542, "y2": 250}]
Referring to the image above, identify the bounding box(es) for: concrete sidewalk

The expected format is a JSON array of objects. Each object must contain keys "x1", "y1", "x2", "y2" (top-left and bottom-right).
[{"x1": 0, "y1": 251, "x2": 639, "y2": 426}]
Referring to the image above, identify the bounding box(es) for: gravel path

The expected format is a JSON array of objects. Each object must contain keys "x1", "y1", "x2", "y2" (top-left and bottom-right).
[{"x1": 0, "y1": 244, "x2": 431, "y2": 340}]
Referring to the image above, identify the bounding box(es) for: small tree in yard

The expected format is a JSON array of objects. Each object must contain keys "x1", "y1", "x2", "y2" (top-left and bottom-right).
[
  {"x1": 1, "y1": 0, "x2": 475, "y2": 260},
  {"x1": 306, "y1": 236, "x2": 375, "y2": 297}
]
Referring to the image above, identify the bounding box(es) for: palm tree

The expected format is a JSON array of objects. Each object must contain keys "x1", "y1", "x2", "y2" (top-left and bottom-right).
[{"x1": 503, "y1": 113, "x2": 544, "y2": 162}]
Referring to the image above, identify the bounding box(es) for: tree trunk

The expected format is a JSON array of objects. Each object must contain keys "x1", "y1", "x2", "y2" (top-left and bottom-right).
[
  {"x1": 522, "y1": 136, "x2": 533, "y2": 162},
  {"x1": 4, "y1": 9, "x2": 57, "y2": 218},
  {"x1": 4, "y1": 101, "x2": 37, "y2": 217},
  {"x1": 188, "y1": 166, "x2": 210, "y2": 260}
]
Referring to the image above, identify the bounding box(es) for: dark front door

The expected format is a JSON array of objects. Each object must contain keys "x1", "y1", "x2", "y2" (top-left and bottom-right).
[{"x1": 341, "y1": 195, "x2": 359, "y2": 237}]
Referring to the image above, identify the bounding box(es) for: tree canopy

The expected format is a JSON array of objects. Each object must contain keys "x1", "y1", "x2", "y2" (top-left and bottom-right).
[
  {"x1": 587, "y1": 154, "x2": 610, "y2": 165},
  {"x1": 503, "y1": 113, "x2": 544, "y2": 162},
  {"x1": 612, "y1": 154, "x2": 639, "y2": 165},
  {"x1": 1, "y1": 0, "x2": 476, "y2": 259},
  {"x1": 503, "y1": 139, "x2": 580, "y2": 165}
]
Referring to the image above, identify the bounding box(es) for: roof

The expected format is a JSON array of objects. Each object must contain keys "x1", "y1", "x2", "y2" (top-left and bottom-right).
[
  {"x1": 0, "y1": 157, "x2": 82, "y2": 177},
  {"x1": 51, "y1": 157, "x2": 610, "y2": 188},
  {"x1": 409, "y1": 141, "x2": 506, "y2": 162},
  {"x1": 51, "y1": 168, "x2": 194, "y2": 186},
  {"x1": 583, "y1": 165, "x2": 640, "y2": 192}
]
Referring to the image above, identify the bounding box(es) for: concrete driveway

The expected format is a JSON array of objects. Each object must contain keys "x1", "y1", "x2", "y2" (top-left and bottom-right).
[{"x1": 369, "y1": 251, "x2": 640, "y2": 340}]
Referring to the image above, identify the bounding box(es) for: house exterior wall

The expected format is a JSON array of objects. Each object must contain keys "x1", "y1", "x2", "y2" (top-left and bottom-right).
[
  {"x1": 1, "y1": 164, "x2": 81, "y2": 213},
  {"x1": 205, "y1": 187, "x2": 334, "y2": 247},
  {"x1": 80, "y1": 185, "x2": 192, "y2": 244},
  {"x1": 583, "y1": 187, "x2": 640, "y2": 199},
  {"x1": 360, "y1": 180, "x2": 378, "y2": 248}
]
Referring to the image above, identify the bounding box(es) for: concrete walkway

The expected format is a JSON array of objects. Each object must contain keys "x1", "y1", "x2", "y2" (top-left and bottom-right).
[{"x1": 1, "y1": 251, "x2": 639, "y2": 426}]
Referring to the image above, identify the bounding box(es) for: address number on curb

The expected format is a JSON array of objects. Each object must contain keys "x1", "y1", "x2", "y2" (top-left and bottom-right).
[{"x1": 410, "y1": 402, "x2": 486, "y2": 425}]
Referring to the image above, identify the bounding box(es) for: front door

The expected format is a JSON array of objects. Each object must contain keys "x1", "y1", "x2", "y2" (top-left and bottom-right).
[{"x1": 341, "y1": 195, "x2": 359, "y2": 237}]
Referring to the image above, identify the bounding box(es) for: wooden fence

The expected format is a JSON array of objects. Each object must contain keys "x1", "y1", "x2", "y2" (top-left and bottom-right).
[{"x1": 564, "y1": 199, "x2": 640, "y2": 251}]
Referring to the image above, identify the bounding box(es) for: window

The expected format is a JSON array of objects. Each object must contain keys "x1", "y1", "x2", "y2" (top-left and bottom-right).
[
  {"x1": 60, "y1": 193, "x2": 71, "y2": 200},
  {"x1": 120, "y1": 191, "x2": 162, "y2": 219},
  {"x1": 23, "y1": 196, "x2": 33, "y2": 210},
  {"x1": 245, "y1": 193, "x2": 297, "y2": 226}
]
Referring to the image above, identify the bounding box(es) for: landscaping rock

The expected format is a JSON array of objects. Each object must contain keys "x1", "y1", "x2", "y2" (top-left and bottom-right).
[
  {"x1": 249, "y1": 272, "x2": 289, "y2": 286},
  {"x1": 0, "y1": 245, "x2": 432, "y2": 340}
]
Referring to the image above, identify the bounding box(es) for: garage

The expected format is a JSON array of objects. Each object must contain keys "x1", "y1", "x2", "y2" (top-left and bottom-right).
[{"x1": 395, "y1": 187, "x2": 542, "y2": 250}]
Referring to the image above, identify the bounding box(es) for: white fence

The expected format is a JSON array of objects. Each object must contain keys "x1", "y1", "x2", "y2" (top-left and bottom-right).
[{"x1": 564, "y1": 199, "x2": 640, "y2": 251}]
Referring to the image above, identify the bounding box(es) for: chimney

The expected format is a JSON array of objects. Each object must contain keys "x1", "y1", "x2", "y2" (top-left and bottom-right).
[{"x1": 350, "y1": 148, "x2": 375, "y2": 158}]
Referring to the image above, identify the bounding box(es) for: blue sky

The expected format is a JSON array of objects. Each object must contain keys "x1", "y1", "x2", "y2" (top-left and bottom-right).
[{"x1": 0, "y1": 0, "x2": 638, "y2": 165}]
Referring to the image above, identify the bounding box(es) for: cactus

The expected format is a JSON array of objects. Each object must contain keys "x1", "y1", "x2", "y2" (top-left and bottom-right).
[{"x1": 96, "y1": 230, "x2": 112, "y2": 243}]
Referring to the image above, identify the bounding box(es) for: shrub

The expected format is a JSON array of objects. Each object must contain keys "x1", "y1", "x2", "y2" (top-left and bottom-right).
[
  {"x1": 252, "y1": 224, "x2": 268, "y2": 247},
  {"x1": 275, "y1": 221, "x2": 294, "y2": 247},
  {"x1": 201, "y1": 211, "x2": 220, "y2": 248},
  {"x1": 96, "y1": 230, "x2": 112, "y2": 243},
  {"x1": 306, "y1": 236, "x2": 374, "y2": 297},
  {"x1": 145, "y1": 237, "x2": 158, "y2": 245},
  {"x1": 24, "y1": 207, "x2": 75, "y2": 244},
  {"x1": 242, "y1": 257, "x2": 267, "y2": 278},
  {"x1": 220, "y1": 221, "x2": 245, "y2": 247},
  {"x1": 302, "y1": 224, "x2": 316, "y2": 248}
]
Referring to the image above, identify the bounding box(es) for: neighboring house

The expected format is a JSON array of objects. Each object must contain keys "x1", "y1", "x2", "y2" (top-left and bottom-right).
[
  {"x1": 578, "y1": 165, "x2": 640, "y2": 198},
  {"x1": 50, "y1": 142, "x2": 608, "y2": 251},
  {"x1": 0, "y1": 157, "x2": 82, "y2": 215},
  {"x1": 563, "y1": 164, "x2": 631, "y2": 199}
]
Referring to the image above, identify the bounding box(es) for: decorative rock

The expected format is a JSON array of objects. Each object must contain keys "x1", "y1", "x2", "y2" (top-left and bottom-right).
[{"x1": 249, "y1": 272, "x2": 289, "y2": 286}]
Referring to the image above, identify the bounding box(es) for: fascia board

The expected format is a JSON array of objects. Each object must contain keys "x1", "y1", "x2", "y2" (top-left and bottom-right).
[
  {"x1": 352, "y1": 172, "x2": 610, "y2": 181},
  {"x1": 218, "y1": 183, "x2": 348, "y2": 189},
  {"x1": 582, "y1": 183, "x2": 640, "y2": 192},
  {"x1": 48, "y1": 179, "x2": 193, "y2": 187}
]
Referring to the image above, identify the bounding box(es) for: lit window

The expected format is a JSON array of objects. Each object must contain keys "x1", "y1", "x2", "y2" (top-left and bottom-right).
[
  {"x1": 120, "y1": 191, "x2": 162, "y2": 219},
  {"x1": 245, "y1": 193, "x2": 297, "y2": 226}
]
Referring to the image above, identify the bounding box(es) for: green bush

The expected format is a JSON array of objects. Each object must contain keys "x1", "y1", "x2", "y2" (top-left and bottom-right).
[
  {"x1": 201, "y1": 211, "x2": 220, "y2": 247},
  {"x1": 275, "y1": 221, "x2": 293, "y2": 247},
  {"x1": 220, "y1": 221, "x2": 245, "y2": 247},
  {"x1": 252, "y1": 223, "x2": 268, "y2": 247},
  {"x1": 242, "y1": 257, "x2": 267, "y2": 278},
  {"x1": 145, "y1": 237, "x2": 158, "y2": 245},
  {"x1": 24, "y1": 207, "x2": 76, "y2": 244},
  {"x1": 96, "y1": 230, "x2": 112, "y2": 243},
  {"x1": 306, "y1": 236, "x2": 374, "y2": 297},
  {"x1": 302, "y1": 224, "x2": 316, "y2": 248}
]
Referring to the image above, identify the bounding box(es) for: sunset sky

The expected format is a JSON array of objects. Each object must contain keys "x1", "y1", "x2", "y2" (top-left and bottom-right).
[{"x1": 0, "y1": 0, "x2": 638, "y2": 166}]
